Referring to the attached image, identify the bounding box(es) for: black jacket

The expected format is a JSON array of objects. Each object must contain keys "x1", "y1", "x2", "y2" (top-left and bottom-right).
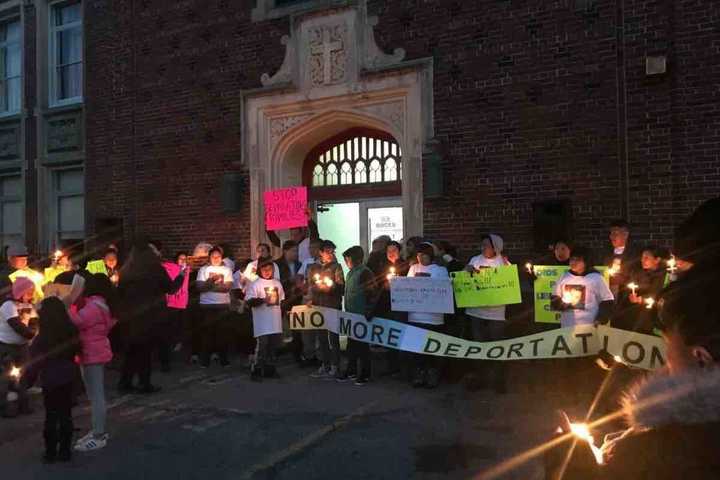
[
  {"x1": 370, "y1": 258, "x2": 409, "y2": 319},
  {"x1": 275, "y1": 256, "x2": 303, "y2": 310},
  {"x1": 117, "y1": 262, "x2": 185, "y2": 341},
  {"x1": 612, "y1": 268, "x2": 666, "y2": 333},
  {"x1": 546, "y1": 369, "x2": 720, "y2": 480},
  {"x1": 306, "y1": 261, "x2": 344, "y2": 309},
  {"x1": 603, "y1": 242, "x2": 642, "y2": 297}
]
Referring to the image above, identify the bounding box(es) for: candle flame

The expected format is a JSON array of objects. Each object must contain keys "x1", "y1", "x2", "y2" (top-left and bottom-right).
[
  {"x1": 614, "y1": 355, "x2": 623, "y2": 363},
  {"x1": 627, "y1": 282, "x2": 638, "y2": 292},
  {"x1": 323, "y1": 277, "x2": 334, "y2": 287},
  {"x1": 644, "y1": 297, "x2": 655, "y2": 309},
  {"x1": 667, "y1": 255, "x2": 677, "y2": 273},
  {"x1": 9, "y1": 366, "x2": 20, "y2": 379},
  {"x1": 525, "y1": 262, "x2": 533, "y2": 274},
  {"x1": 569, "y1": 423, "x2": 604, "y2": 465},
  {"x1": 561, "y1": 291, "x2": 576, "y2": 305},
  {"x1": 313, "y1": 274, "x2": 320, "y2": 281},
  {"x1": 53, "y1": 250, "x2": 63, "y2": 258}
]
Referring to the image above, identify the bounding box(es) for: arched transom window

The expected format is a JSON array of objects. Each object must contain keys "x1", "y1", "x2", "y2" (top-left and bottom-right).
[{"x1": 310, "y1": 134, "x2": 402, "y2": 188}]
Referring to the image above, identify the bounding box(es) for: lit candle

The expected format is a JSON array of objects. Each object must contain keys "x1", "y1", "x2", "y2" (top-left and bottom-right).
[
  {"x1": 627, "y1": 282, "x2": 639, "y2": 296},
  {"x1": 386, "y1": 267, "x2": 397, "y2": 281},
  {"x1": 644, "y1": 297, "x2": 655, "y2": 309},
  {"x1": 323, "y1": 277, "x2": 334, "y2": 288},
  {"x1": 667, "y1": 255, "x2": 677, "y2": 274},
  {"x1": 9, "y1": 366, "x2": 21, "y2": 379},
  {"x1": 525, "y1": 262, "x2": 534, "y2": 275},
  {"x1": 561, "y1": 291, "x2": 576, "y2": 305},
  {"x1": 608, "y1": 259, "x2": 622, "y2": 277},
  {"x1": 569, "y1": 423, "x2": 604, "y2": 465},
  {"x1": 53, "y1": 250, "x2": 63, "y2": 260}
]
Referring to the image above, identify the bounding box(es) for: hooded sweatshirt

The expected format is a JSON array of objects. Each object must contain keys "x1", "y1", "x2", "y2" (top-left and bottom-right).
[{"x1": 466, "y1": 234, "x2": 510, "y2": 321}]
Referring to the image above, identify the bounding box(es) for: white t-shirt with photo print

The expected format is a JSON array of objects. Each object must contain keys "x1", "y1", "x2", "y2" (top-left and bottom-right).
[
  {"x1": 246, "y1": 278, "x2": 285, "y2": 337},
  {"x1": 554, "y1": 271, "x2": 614, "y2": 327},
  {"x1": 197, "y1": 265, "x2": 234, "y2": 305}
]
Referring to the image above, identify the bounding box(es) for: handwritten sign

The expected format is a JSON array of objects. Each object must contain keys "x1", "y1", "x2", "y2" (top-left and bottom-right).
[
  {"x1": 533, "y1": 265, "x2": 611, "y2": 324},
  {"x1": 390, "y1": 277, "x2": 455, "y2": 314},
  {"x1": 451, "y1": 265, "x2": 522, "y2": 308},
  {"x1": 263, "y1": 186, "x2": 308, "y2": 231}
]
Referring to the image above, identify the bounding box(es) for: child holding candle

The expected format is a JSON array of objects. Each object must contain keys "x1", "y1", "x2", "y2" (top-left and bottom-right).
[
  {"x1": 613, "y1": 246, "x2": 669, "y2": 334},
  {"x1": 195, "y1": 246, "x2": 234, "y2": 368},
  {"x1": 464, "y1": 234, "x2": 511, "y2": 393},
  {"x1": 306, "y1": 240, "x2": 345, "y2": 379},
  {"x1": 406, "y1": 242, "x2": 449, "y2": 389},
  {"x1": 245, "y1": 260, "x2": 285, "y2": 381},
  {"x1": 0, "y1": 278, "x2": 37, "y2": 417}
]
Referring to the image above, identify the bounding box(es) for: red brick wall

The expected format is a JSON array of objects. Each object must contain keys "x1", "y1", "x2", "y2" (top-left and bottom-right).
[{"x1": 84, "y1": 0, "x2": 720, "y2": 262}]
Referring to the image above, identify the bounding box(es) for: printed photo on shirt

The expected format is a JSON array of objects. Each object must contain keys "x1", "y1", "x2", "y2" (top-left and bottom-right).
[
  {"x1": 264, "y1": 286, "x2": 280, "y2": 306},
  {"x1": 562, "y1": 284, "x2": 587, "y2": 310}
]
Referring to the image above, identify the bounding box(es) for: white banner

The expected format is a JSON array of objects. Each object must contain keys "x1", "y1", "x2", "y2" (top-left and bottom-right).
[
  {"x1": 289, "y1": 306, "x2": 666, "y2": 371},
  {"x1": 390, "y1": 277, "x2": 455, "y2": 314}
]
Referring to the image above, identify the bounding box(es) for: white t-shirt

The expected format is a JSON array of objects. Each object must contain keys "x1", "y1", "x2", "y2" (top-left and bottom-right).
[
  {"x1": 246, "y1": 278, "x2": 285, "y2": 337},
  {"x1": 465, "y1": 255, "x2": 508, "y2": 321},
  {"x1": 554, "y1": 271, "x2": 614, "y2": 327},
  {"x1": 197, "y1": 265, "x2": 234, "y2": 305},
  {"x1": 242, "y1": 260, "x2": 280, "y2": 286},
  {"x1": 0, "y1": 300, "x2": 35, "y2": 345},
  {"x1": 406, "y1": 263, "x2": 449, "y2": 325},
  {"x1": 298, "y1": 257, "x2": 317, "y2": 277},
  {"x1": 222, "y1": 257, "x2": 235, "y2": 272},
  {"x1": 298, "y1": 238, "x2": 311, "y2": 264}
]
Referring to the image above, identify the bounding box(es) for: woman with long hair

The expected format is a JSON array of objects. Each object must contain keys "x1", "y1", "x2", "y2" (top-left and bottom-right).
[
  {"x1": 28, "y1": 296, "x2": 80, "y2": 463},
  {"x1": 116, "y1": 237, "x2": 187, "y2": 394}
]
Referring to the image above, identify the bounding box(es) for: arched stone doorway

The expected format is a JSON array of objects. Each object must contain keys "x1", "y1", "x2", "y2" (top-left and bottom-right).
[{"x1": 240, "y1": 4, "x2": 433, "y2": 251}]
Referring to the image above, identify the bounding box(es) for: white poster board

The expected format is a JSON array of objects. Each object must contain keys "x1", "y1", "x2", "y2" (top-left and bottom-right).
[{"x1": 390, "y1": 277, "x2": 455, "y2": 314}]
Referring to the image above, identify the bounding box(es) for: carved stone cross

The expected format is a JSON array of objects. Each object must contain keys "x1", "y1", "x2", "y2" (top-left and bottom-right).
[{"x1": 310, "y1": 27, "x2": 342, "y2": 85}]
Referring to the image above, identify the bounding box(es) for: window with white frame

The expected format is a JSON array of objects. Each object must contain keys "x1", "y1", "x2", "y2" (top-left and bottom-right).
[
  {"x1": 49, "y1": 1, "x2": 82, "y2": 106},
  {"x1": 0, "y1": 20, "x2": 21, "y2": 115},
  {"x1": 54, "y1": 168, "x2": 84, "y2": 241},
  {"x1": 0, "y1": 175, "x2": 23, "y2": 250}
]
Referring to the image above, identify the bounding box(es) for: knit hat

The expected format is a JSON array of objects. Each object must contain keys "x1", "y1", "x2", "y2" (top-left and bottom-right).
[
  {"x1": 674, "y1": 197, "x2": 720, "y2": 266},
  {"x1": 12, "y1": 277, "x2": 35, "y2": 300}
]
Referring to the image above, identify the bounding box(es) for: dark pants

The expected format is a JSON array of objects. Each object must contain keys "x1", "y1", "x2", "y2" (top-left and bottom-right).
[
  {"x1": 469, "y1": 317, "x2": 507, "y2": 391},
  {"x1": 43, "y1": 383, "x2": 74, "y2": 458},
  {"x1": 187, "y1": 303, "x2": 202, "y2": 357},
  {"x1": 255, "y1": 334, "x2": 282, "y2": 368},
  {"x1": 346, "y1": 338, "x2": 371, "y2": 379},
  {"x1": 120, "y1": 341, "x2": 152, "y2": 388},
  {"x1": 155, "y1": 308, "x2": 184, "y2": 369},
  {"x1": 409, "y1": 322, "x2": 444, "y2": 372},
  {"x1": 199, "y1": 305, "x2": 230, "y2": 366}
]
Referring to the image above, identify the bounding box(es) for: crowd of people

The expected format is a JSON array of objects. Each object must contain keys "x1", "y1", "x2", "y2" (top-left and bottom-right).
[{"x1": 0, "y1": 198, "x2": 719, "y2": 477}]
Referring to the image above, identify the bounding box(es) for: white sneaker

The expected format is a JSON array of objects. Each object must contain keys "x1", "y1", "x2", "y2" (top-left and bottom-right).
[
  {"x1": 74, "y1": 433, "x2": 108, "y2": 452},
  {"x1": 310, "y1": 366, "x2": 329, "y2": 378},
  {"x1": 74, "y1": 431, "x2": 94, "y2": 446}
]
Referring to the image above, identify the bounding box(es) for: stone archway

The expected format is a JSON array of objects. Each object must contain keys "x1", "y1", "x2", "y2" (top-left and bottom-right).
[{"x1": 240, "y1": 3, "x2": 433, "y2": 250}]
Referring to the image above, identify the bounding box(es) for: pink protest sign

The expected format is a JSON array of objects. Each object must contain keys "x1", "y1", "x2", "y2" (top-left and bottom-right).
[{"x1": 263, "y1": 186, "x2": 308, "y2": 231}]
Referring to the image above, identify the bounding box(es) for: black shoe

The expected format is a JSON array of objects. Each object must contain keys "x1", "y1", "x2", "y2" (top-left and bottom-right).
[{"x1": 137, "y1": 384, "x2": 161, "y2": 394}]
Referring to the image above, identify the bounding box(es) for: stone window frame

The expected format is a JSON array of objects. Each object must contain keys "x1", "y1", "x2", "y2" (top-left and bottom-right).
[
  {"x1": 0, "y1": 14, "x2": 21, "y2": 117},
  {"x1": 47, "y1": 0, "x2": 83, "y2": 108},
  {"x1": 51, "y1": 165, "x2": 84, "y2": 243},
  {"x1": 0, "y1": 173, "x2": 23, "y2": 249},
  {"x1": 252, "y1": 0, "x2": 358, "y2": 22}
]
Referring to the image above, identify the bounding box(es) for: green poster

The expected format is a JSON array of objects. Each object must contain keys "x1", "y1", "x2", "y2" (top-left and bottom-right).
[
  {"x1": 451, "y1": 265, "x2": 522, "y2": 308},
  {"x1": 533, "y1": 265, "x2": 611, "y2": 324}
]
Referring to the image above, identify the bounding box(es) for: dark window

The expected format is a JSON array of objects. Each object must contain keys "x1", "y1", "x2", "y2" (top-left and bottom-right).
[{"x1": 532, "y1": 200, "x2": 572, "y2": 253}]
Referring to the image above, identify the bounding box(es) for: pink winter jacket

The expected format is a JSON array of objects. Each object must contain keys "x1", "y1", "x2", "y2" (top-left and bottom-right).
[{"x1": 70, "y1": 296, "x2": 117, "y2": 365}]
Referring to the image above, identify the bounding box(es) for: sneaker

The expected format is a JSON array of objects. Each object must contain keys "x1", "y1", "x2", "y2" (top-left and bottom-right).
[
  {"x1": 310, "y1": 366, "x2": 329, "y2": 378},
  {"x1": 74, "y1": 434, "x2": 108, "y2": 452},
  {"x1": 74, "y1": 431, "x2": 94, "y2": 446},
  {"x1": 354, "y1": 377, "x2": 369, "y2": 386}
]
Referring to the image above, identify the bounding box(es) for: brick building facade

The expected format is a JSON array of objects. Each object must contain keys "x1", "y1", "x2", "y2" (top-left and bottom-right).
[{"x1": 7, "y1": 0, "x2": 720, "y2": 262}]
